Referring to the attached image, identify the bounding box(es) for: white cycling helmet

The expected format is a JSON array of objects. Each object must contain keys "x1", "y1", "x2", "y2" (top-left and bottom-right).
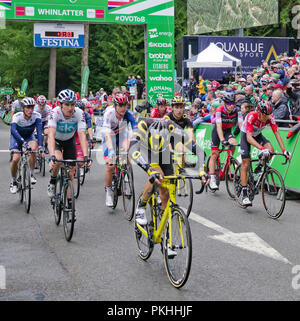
[{"x1": 58, "y1": 89, "x2": 76, "y2": 104}]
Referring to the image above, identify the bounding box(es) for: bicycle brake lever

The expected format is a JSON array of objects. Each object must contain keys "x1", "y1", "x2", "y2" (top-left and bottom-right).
[{"x1": 195, "y1": 184, "x2": 205, "y2": 195}]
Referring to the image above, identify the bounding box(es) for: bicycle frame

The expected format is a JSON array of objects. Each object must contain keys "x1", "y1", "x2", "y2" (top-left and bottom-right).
[
  {"x1": 136, "y1": 175, "x2": 200, "y2": 245},
  {"x1": 216, "y1": 147, "x2": 234, "y2": 181}
]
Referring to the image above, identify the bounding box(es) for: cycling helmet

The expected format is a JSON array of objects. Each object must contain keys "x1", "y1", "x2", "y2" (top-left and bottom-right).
[
  {"x1": 171, "y1": 96, "x2": 184, "y2": 105},
  {"x1": 114, "y1": 93, "x2": 128, "y2": 106},
  {"x1": 37, "y1": 95, "x2": 47, "y2": 106},
  {"x1": 21, "y1": 97, "x2": 35, "y2": 108},
  {"x1": 147, "y1": 119, "x2": 172, "y2": 153},
  {"x1": 84, "y1": 100, "x2": 91, "y2": 108},
  {"x1": 58, "y1": 89, "x2": 76, "y2": 104},
  {"x1": 222, "y1": 92, "x2": 235, "y2": 104},
  {"x1": 258, "y1": 101, "x2": 272, "y2": 115},
  {"x1": 156, "y1": 97, "x2": 166, "y2": 106},
  {"x1": 75, "y1": 100, "x2": 85, "y2": 110},
  {"x1": 17, "y1": 91, "x2": 26, "y2": 98}
]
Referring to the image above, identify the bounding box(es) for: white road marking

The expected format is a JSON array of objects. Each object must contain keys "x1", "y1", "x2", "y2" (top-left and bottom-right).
[{"x1": 189, "y1": 211, "x2": 291, "y2": 264}]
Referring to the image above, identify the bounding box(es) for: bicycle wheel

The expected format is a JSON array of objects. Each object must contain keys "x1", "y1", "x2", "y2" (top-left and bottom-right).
[
  {"x1": 17, "y1": 168, "x2": 23, "y2": 203},
  {"x1": 53, "y1": 174, "x2": 62, "y2": 226},
  {"x1": 23, "y1": 164, "x2": 31, "y2": 214},
  {"x1": 134, "y1": 193, "x2": 154, "y2": 260},
  {"x1": 175, "y1": 178, "x2": 193, "y2": 217},
  {"x1": 73, "y1": 164, "x2": 80, "y2": 199},
  {"x1": 79, "y1": 165, "x2": 86, "y2": 186},
  {"x1": 63, "y1": 180, "x2": 76, "y2": 242},
  {"x1": 206, "y1": 155, "x2": 219, "y2": 193},
  {"x1": 163, "y1": 206, "x2": 192, "y2": 288},
  {"x1": 41, "y1": 156, "x2": 46, "y2": 177},
  {"x1": 225, "y1": 158, "x2": 239, "y2": 200},
  {"x1": 111, "y1": 170, "x2": 119, "y2": 209},
  {"x1": 233, "y1": 164, "x2": 247, "y2": 209},
  {"x1": 121, "y1": 165, "x2": 135, "y2": 221},
  {"x1": 261, "y1": 168, "x2": 286, "y2": 219}
]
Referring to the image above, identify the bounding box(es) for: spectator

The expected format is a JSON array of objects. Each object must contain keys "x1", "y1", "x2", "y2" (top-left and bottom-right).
[
  {"x1": 136, "y1": 75, "x2": 144, "y2": 99},
  {"x1": 126, "y1": 75, "x2": 132, "y2": 90},
  {"x1": 188, "y1": 75, "x2": 197, "y2": 103},
  {"x1": 237, "y1": 78, "x2": 247, "y2": 90},
  {"x1": 271, "y1": 89, "x2": 290, "y2": 128},
  {"x1": 197, "y1": 75, "x2": 206, "y2": 98},
  {"x1": 286, "y1": 80, "x2": 300, "y2": 116}
]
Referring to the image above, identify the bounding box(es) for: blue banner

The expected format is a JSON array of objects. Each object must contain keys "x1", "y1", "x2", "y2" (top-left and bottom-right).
[{"x1": 197, "y1": 36, "x2": 289, "y2": 81}]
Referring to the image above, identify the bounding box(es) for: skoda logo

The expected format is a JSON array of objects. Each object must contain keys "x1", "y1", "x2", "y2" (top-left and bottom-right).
[{"x1": 69, "y1": 0, "x2": 78, "y2": 3}]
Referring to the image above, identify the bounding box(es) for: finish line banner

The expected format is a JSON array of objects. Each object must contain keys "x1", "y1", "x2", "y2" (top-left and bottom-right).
[
  {"x1": 2, "y1": 0, "x2": 175, "y2": 107},
  {"x1": 197, "y1": 36, "x2": 289, "y2": 80}
]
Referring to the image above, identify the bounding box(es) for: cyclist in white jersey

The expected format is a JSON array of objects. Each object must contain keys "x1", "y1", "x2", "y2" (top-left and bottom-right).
[
  {"x1": 47, "y1": 89, "x2": 92, "y2": 199},
  {"x1": 34, "y1": 95, "x2": 51, "y2": 151}
]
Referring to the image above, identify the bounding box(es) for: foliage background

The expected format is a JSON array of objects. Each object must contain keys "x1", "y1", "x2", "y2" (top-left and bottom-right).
[{"x1": 0, "y1": 0, "x2": 299, "y2": 97}]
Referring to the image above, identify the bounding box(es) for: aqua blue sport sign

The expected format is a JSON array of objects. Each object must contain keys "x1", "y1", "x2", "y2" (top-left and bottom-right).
[{"x1": 33, "y1": 23, "x2": 84, "y2": 48}]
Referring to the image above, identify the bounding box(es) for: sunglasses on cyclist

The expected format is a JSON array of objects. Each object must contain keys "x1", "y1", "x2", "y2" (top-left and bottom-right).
[{"x1": 226, "y1": 102, "x2": 235, "y2": 106}]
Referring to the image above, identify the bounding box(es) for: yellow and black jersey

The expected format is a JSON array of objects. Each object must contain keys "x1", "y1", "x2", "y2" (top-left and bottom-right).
[{"x1": 164, "y1": 112, "x2": 193, "y2": 130}]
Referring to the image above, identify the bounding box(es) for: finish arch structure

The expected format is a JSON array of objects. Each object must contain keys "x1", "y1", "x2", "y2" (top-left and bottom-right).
[{"x1": 2, "y1": 0, "x2": 175, "y2": 105}]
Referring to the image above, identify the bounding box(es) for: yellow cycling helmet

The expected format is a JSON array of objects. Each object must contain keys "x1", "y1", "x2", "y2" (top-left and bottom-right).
[{"x1": 171, "y1": 96, "x2": 185, "y2": 105}]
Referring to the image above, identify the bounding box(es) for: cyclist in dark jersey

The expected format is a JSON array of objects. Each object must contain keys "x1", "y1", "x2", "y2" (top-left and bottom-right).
[
  {"x1": 129, "y1": 117, "x2": 206, "y2": 226},
  {"x1": 208, "y1": 92, "x2": 243, "y2": 190}
]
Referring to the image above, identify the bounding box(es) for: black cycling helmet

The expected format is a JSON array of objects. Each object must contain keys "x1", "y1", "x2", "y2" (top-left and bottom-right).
[
  {"x1": 75, "y1": 100, "x2": 85, "y2": 110},
  {"x1": 156, "y1": 97, "x2": 166, "y2": 106},
  {"x1": 258, "y1": 100, "x2": 272, "y2": 115},
  {"x1": 147, "y1": 119, "x2": 173, "y2": 153},
  {"x1": 222, "y1": 92, "x2": 235, "y2": 104}
]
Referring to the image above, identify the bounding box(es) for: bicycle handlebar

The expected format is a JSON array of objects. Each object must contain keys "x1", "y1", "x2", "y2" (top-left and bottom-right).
[{"x1": 258, "y1": 152, "x2": 289, "y2": 165}]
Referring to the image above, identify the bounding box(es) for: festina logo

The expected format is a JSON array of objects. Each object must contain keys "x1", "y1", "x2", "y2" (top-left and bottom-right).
[{"x1": 41, "y1": 38, "x2": 80, "y2": 47}]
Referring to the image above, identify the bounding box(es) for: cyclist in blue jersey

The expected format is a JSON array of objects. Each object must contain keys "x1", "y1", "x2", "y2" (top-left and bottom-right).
[
  {"x1": 10, "y1": 97, "x2": 44, "y2": 193},
  {"x1": 102, "y1": 93, "x2": 137, "y2": 207}
]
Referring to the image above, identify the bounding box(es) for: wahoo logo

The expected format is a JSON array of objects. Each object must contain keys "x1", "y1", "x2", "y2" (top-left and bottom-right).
[
  {"x1": 149, "y1": 75, "x2": 173, "y2": 82},
  {"x1": 108, "y1": 0, "x2": 137, "y2": 10},
  {"x1": 0, "y1": 0, "x2": 11, "y2": 6}
]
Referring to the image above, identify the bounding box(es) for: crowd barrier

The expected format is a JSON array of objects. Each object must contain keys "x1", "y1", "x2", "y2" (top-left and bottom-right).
[
  {"x1": 0, "y1": 110, "x2": 11, "y2": 125},
  {"x1": 195, "y1": 123, "x2": 300, "y2": 193}
]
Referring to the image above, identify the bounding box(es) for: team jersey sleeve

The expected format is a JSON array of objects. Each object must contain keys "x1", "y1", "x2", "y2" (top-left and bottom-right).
[
  {"x1": 268, "y1": 115, "x2": 279, "y2": 133},
  {"x1": 76, "y1": 109, "x2": 87, "y2": 132},
  {"x1": 11, "y1": 114, "x2": 25, "y2": 145},
  {"x1": 85, "y1": 112, "x2": 92, "y2": 128},
  {"x1": 48, "y1": 108, "x2": 58, "y2": 129},
  {"x1": 102, "y1": 110, "x2": 113, "y2": 134},
  {"x1": 35, "y1": 115, "x2": 43, "y2": 147},
  {"x1": 128, "y1": 118, "x2": 151, "y2": 173},
  {"x1": 215, "y1": 107, "x2": 222, "y2": 124},
  {"x1": 245, "y1": 113, "x2": 256, "y2": 134}
]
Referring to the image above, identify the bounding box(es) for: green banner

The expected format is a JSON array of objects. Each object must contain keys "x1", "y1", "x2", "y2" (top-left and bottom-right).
[
  {"x1": 21, "y1": 78, "x2": 28, "y2": 93},
  {"x1": 195, "y1": 123, "x2": 300, "y2": 193},
  {"x1": 0, "y1": 88, "x2": 14, "y2": 95},
  {"x1": 81, "y1": 65, "x2": 90, "y2": 98},
  {"x1": 4, "y1": 0, "x2": 175, "y2": 105}
]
